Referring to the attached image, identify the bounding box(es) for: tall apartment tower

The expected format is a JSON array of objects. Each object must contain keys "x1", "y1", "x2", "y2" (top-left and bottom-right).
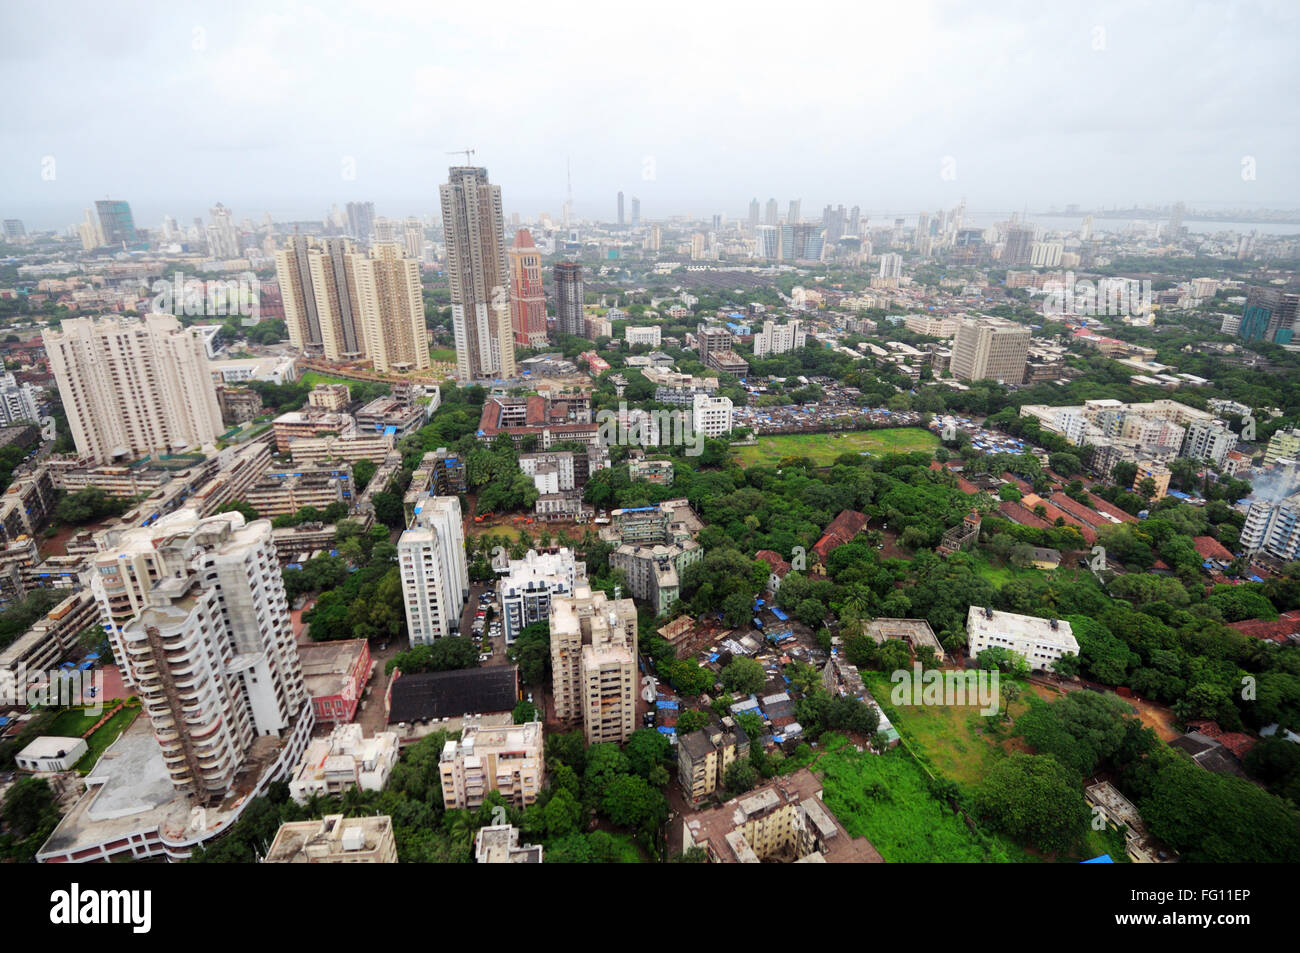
[
  {"x1": 110, "y1": 511, "x2": 309, "y2": 800},
  {"x1": 94, "y1": 199, "x2": 137, "y2": 246},
  {"x1": 275, "y1": 235, "x2": 325, "y2": 353},
  {"x1": 44, "y1": 314, "x2": 223, "y2": 465},
  {"x1": 553, "y1": 261, "x2": 585, "y2": 338},
  {"x1": 508, "y1": 230, "x2": 548, "y2": 347},
  {"x1": 617, "y1": 191, "x2": 625, "y2": 226},
  {"x1": 1003, "y1": 225, "x2": 1035, "y2": 266},
  {"x1": 346, "y1": 201, "x2": 376, "y2": 242},
  {"x1": 403, "y1": 217, "x2": 425, "y2": 262},
  {"x1": 630, "y1": 197, "x2": 640, "y2": 226},
  {"x1": 765, "y1": 198, "x2": 779, "y2": 226},
  {"x1": 398, "y1": 494, "x2": 468, "y2": 645},
  {"x1": 440, "y1": 166, "x2": 516, "y2": 381},
  {"x1": 549, "y1": 586, "x2": 639, "y2": 744},
  {"x1": 310, "y1": 237, "x2": 365, "y2": 360},
  {"x1": 207, "y1": 202, "x2": 240, "y2": 258},
  {"x1": 352, "y1": 241, "x2": 430, "y2": 373},
  {"x1": 748, "y1": 198, "x2": 760, "y2": 227},
  {"x1": 950, "y1": 317, "x2": 1031, "y2": 384},
  {"x1": 787, "y1": 199, "x2": 801, "y2": 224}
]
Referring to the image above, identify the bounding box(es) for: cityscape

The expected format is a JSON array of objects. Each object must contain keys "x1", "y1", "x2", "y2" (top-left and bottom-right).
[{"x1": 0, "y1": 0, "x2": 1295, "y2": 921}]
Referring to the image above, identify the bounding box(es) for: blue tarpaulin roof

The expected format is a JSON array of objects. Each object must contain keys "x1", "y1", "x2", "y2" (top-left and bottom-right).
[
  {"x1": 1082, "y1": 855, "x2": 1114, "y2": 863},
  {"x1": 707, "y1": 652, "x2": 720, "y2": 662},
  {"x1": 771, "y1": 607, "x2": 789, "y2": 621},
  {"x1": 656, "y1": 700, "x2": 678, "y2": 709},
  {"x1": 656, "y1": 726, "x2": 676, "y2": 735}
]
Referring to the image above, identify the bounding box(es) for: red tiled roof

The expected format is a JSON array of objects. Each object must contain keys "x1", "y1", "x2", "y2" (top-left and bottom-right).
[
  {"x1": 1228, "y1": 610, "x2": 1300, "y2": 645},
  {"x1": 1086, "y1": 492, "x2": 1137, "y2": 523},
  {"x1": 812, "y1": 509, "x2": 868, "y2": 561},
  {"x1": 755, "y1": 549, "x2": 792, "y2": 576},
  {"x1": 1193, "y1": 536, "x2": 1234, "y2": 562},
  {"x1": 997, "y1": 500, "x2": 1053, "y2": 530},
  {"x1": 1186, "y1": 720, "x2": 1257, "y2": 760}
]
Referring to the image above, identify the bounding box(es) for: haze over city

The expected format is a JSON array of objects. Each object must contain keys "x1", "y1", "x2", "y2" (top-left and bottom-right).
[{"x1": 3, "y1": 0, "x2": 1299, "y2": 229}]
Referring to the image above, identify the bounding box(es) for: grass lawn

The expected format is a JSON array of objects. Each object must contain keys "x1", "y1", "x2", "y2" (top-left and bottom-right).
[
  {"x1": 43, "y1": 707, "x2": 106, "y2": 739},
  {"x1": 74, "y1": 704, "x2": 141, "y2": 774},
  {"x1": 733, "y1": 428, "x2": 938, "y2": 468},
  {"x1": 299, "y1": 371, "x2": 362, "y2": 389},
  {"x1": 861, "y1": 670, "x2": 1031, "y2": 788},
  {"x1": 429, "y1": 347, "x2": 457, "y2": 363},
  {"x1": 811, "y1": 734, "x2": 1027, "y2": 862}
]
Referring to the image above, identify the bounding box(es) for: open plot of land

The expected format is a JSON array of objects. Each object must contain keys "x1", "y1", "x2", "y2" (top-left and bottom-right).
[
  {"x1": 733, "y1": 428, "x2": 938, "y2": 468},
  {"x1": 299, "y1": 371, "x2": 363, "y2": 390},
  {"x1": 429, "y1": 347, "x2": 458, "y2": 363},
  {"x1": 862, "y1": 670, "x2": 1033, "y2": 788},
  {"x1": 810, "y1": 734, "x2": 1026, "y2": 862}
]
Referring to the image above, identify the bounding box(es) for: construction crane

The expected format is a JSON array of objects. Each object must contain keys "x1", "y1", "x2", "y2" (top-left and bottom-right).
[{"x1": 446, "y1": 148, "x2": 476, "y2": 165}]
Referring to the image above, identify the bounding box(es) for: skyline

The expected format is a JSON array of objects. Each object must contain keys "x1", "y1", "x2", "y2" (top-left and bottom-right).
[{"x1": 3, "y1": 1, "x2": 1298, "y2": 230}]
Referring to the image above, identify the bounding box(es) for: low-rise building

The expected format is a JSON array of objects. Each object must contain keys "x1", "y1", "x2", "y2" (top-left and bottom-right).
[
  {"x1": 496, "y1": 548, "x2": 584, "y2": 643},
  {"x1": 264, "y1": 814, "x2": 397, "y2": 864},
  {"x1": 439, "y1": 719, "x2": 544, "y2": 810},
  {"x1": 287, "y1": 724, "x2": 398, "y2": 804},
  {"x1": 474, "y1": 824, "x2": 543, "y2": 863},
  {"x1": 16, "y1": 736, "x2": 88, "y2": 773},
  {"x1": 297, "y1": 639, "x2": 373, "y2": 726},
  {"x1": 680, "y1": 768, "x2": 883, "y2": 863},
  {"x1": 678, "y1": 718, "x2": 749, "y2": 805},
  {"x1": 965, "y1": 606, "x2": 1077, "y2": 672}
]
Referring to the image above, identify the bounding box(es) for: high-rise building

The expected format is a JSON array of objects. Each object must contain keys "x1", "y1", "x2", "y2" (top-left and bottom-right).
[
  {"x1": 398, "y1": 495, "x2": 468, "y2": 645},
  {"x1": 878, "y1": 253, "x2": 902, "y2": 279},
  {"x1": 372, "y1": 216, "x2": 399, "y2": 242},
  {"x1": 497, "y1": 548, "x2": 583, "y2": 643},
  {"x1": 110, "y1": 510, "x2": 309, "y2": 800},
  {"x1": 617, "y1": 191, "x2": 625, "y2": 226},
  {"x1": 403, "y1": 217, "x2": 425, "y2": 262},
  {"x1": 94, "y1": 199, "x2": 137, "y2": 246},
  {"x1": 309, "y1": 237, "x2": 365, "y2": 360},
  {"x1": 508, "y1": 230, "x2": 548, "y2": 348},
  {"x1": 44, "y1": 314, "x2": 223, "y2": 464},
  {"x1": 352, "y1": 241, "x2": 430, "y2": 373},
  {"x1": 206, "y1": 203, "x2": 240, "y2": 258},
  {"x1": 752, "y1": 319, "x2": 806, "y2": 358},
  {"x1": 1002, "y1": 225, "x2": 1035, "y2": 266},
  {"x1": 950, "y1": 317, "x2": 1031, "y2": 384},
  {"x1": 1181, "y1": 419, "x2": 1239, "y2": 467},
  {"x1": 748, "y1": 198, "x2": 760, "y2": 227},
  {"x1": 275, "y1": 235, "x2": 326, "y2": 354},
  {"x1": 554, "y1": 261, "x2": 585, "y2": 338},
  {"x1": 2, "y1": 220, "x2": 25, "y2": 241},
  {"x1": 1240, "y1": 287, "x2": 1300, "y2": 345},
  {"x1": 630, "y1": 197, "x2": 640, "y2": 226},
  {"x1": 440, "y1": 167, "x2": 516, "y2": 380},
  {"x1": 346, "y1": 201, "x2": 375, "y2": 242},
  {"x1": 79, "y1": 208, "x2": 105, "y2": 250},
  {"x1": 0, "y1": 372, "x2": 40, "y2": 424},
  {"x1": 549, "y1": 586, "x2": 639, "y2": 744},
  {"x1": 765, "y1": 198, "x2": 779, "y2": 226},
  {"x1": 787, "y1": 199, "x2": 801, "y2": 224}
]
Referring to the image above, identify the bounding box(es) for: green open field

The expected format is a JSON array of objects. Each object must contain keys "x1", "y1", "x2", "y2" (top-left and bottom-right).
[
  {"x1": 811, "y1": 734, "x2": 1027, "y2": 862},
  {"x1": 429, "y1": 347, "x2": 458, "y2": 363},
  {"x1": 862, "y1": 670, "x2": 1030, "y2": 788},
  {"x1": 733, "y1": 428, "x2": 938, "y2": 468},
  {"x1": 299, "y1": 371, "x2": 363, "y2": 389}
]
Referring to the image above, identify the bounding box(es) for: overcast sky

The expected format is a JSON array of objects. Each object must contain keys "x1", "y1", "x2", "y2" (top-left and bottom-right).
[{"x1": 2, "y1": 0, "x2": 1297, "y2": 230}]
